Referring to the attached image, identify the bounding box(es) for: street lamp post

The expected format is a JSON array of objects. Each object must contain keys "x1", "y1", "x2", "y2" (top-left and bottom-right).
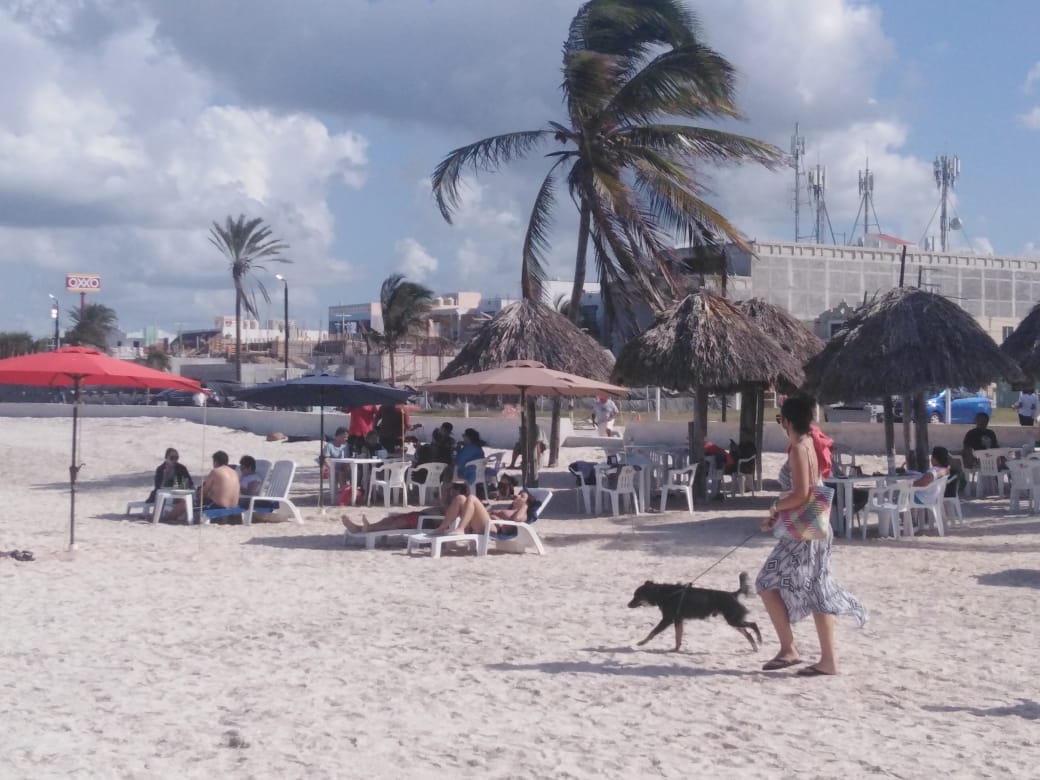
[
  {"x1": 49, "y1": 294, "x2": 60, "y2": 350},
  {"x1": 275, "y1": 274, "x2": 289, "y2": 380}
]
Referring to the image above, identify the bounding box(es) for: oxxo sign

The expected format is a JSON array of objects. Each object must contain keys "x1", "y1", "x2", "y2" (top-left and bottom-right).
[{"x1": 66, "y1": 274, "x2": 102, "y2": 292}]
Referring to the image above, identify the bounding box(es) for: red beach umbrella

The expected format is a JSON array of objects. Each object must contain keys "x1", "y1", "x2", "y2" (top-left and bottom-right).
[{"x1": 0, "y1": 346, "x2": 202, "y2": 549}]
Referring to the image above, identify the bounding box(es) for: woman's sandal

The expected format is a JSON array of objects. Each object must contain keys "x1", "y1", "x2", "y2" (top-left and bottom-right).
[{"x1": 762, "y1": 657, "x2": 802, "y2": 671}]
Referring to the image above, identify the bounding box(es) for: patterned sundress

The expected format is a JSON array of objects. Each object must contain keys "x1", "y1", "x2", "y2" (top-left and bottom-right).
[{"x1": 755, "y1": 460, "x2": 868, "y2": 626}]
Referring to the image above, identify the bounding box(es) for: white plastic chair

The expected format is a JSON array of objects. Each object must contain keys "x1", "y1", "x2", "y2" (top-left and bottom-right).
[
  {"x1": 408, "y1": 462, "x2": 449, "y2": 505},
  {"x1": 658, "y1": 464, "x2": 696, "y2": 512},
  {"x1": 831, "y1": 445, "x2": 857, "y2": 478},
  {"x1": 910, "y1": 476, "x2": 948, "y2": 537},
  {"x1": 490, "y1": 488, "x2": 552, "y2": 555},
  {"x1": 975, "y1": 451, "x2": 1006, "y2": 498},
  {"x1": 456, "y1": 457, "x2": 489, "y2": 499},
  {"x1": 367, "y1": 461, "x2": 411, "y2": 507},
  {"x1": 598, "y1": 465, "x2": 641, "y2": 517},
  {"x1": 568, "y1": 464, "x2": 595, "y2": 514},
  {"x1": 726, "y1": 455, "x2": 757, "y2": 497},
  {"x1": 865, "y1": 479, "x2": 912, "y2": 539},
  {"x1": 1006, "y1": 460, "x2": 1035, "y2": 513}
]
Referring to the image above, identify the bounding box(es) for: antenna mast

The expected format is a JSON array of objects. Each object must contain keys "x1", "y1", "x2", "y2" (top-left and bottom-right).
[
  {"x1": 934, "y1": 154, "x2": 960, "y2": 251},
  {"x1": 791, "y1": 123, "x2": 806, "y2": 242},
  {"x1": 807, "y1": 165, "x2": 836, "y2": 244},
  {"x1": 849, "y1": 158, "x2": 880, "y2": 242}
]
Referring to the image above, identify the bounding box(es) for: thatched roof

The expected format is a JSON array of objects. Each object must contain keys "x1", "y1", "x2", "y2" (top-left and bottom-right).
[
  {"x1": 736, "y1": 298, "x2": 823, "y2": 366},
  {"x1": 1000, "y1": 302, "x2": 1040, "y2": 378},
  {"x1": 804, "y1": 286, "x2": 1023, "y2": 402},
  {"x1": 612, "y1": 291, "x2": 803, "y2": 391},
  {"x1": 438, "y1": 300, "x2": 613, "y2": 381}
]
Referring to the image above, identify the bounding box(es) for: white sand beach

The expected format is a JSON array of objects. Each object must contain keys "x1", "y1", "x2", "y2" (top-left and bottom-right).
[{"x1": 1, "y1": 416, "x2": 1038, "y2": 779}]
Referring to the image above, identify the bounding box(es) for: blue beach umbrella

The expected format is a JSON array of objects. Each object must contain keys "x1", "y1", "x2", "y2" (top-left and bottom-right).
[{"x1": 236, "y1": 375, "x2": 413, "y2": 505}]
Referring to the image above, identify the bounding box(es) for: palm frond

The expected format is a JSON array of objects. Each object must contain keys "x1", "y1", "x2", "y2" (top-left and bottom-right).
[
  {"x1": 431, "y1": 130, "x2": 553, "y2": 222},
  {"x1": 623, "y1": 124, "x2": 785, "y2": 168},
  {"x1": 607, "y1": 44, "x2": 741, "y2": 123},
  {"x1": 521, "y1": 163, "x2": 567, "y2": 302}
]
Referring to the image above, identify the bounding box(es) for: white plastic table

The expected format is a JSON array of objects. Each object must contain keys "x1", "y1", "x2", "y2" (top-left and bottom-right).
[
  {"x1": 326, "y1": 457, "x2": 383, "y2": 505},
  {"x1": 152, "y1": 488, "x2": 195, "y2": 524}
]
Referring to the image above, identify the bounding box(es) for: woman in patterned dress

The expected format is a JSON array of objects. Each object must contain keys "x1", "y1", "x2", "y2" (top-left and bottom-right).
[{"x1": 757, "y1": 396, "x2": 867, "y2": 676}]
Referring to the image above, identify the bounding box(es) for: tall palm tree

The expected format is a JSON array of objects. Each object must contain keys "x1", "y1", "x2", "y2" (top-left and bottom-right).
[
  {"x1": 66, "y1": 303, "x2": 118, "y2": 352},
  {"x1": 432, "y1": 0, "x2": 783, "y2": 334},
  {"x1": 372, "y1": 273, "x2": 434, "y2": 385},
  {"x1": 209, "y1": 215, "x2": 290, "y2": 381},
  {"x1": 143, "y1": 346, "x2": 171, "y2": 371}
]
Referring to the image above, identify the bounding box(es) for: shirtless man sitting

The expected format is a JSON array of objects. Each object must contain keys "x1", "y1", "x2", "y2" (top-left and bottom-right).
[
  {"x1": 201, "y1": 450, "x2": 240, "y2": 514},
  {"x1": 342, "y1": 482, "x2": 489, "y2": 536}
]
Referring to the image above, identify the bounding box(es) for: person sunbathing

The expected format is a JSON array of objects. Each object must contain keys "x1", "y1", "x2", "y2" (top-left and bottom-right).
[{"x1": 341, "y1": 482, "x2": 490, "y2": 536}]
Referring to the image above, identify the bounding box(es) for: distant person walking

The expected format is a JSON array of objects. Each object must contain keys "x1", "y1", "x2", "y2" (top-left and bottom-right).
[
  {"x1": 591, "y1": 395, "x2": 620, "y2": 438},
  {"x1": 1014, "y1": 388, "x2": 1038, "y2": 426}
]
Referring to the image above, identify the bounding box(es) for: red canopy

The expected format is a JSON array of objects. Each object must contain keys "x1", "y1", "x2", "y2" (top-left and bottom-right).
[{"x1": 0, "y1": 346, "x2": 201, "y2": 392}]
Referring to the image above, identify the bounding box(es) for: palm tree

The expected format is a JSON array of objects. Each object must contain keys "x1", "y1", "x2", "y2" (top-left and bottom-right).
[
  {"x1": 65, "y1": 303, "x2": 118, "y2": 351},
  {"x1": 0, "y1": 332, "x2": 48, "y2": 358},
  {"x1": 209, "y1": 215, "x2": 290, "y2": 381},
  {"x1": 371, "y1": 273, "x2": 434, "y2": 385},
  {"x1": 143, "y1": 346, "x2": 171, "y2": 371},
  {"x1": 432, "y1": 0, "x2": 783, "y2": 335}
]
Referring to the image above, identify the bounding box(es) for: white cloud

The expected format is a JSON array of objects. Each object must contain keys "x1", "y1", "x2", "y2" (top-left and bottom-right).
[
  {"x1": 1022, "y1": 107, "x2": 1040, "y2": 130},
  {"x1": 394, "y1": 238, "x2": 438, "y2": 282},
  {"x1": 1025, "y1": 62, "x2": 1040, "y2": 91}
]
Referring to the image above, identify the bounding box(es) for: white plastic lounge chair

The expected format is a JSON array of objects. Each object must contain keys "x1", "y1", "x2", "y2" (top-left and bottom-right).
[
  {"x1": 202, "y1": 460, "x2": 303, "y2": 525},
  {"x1": 489, "y1": 488, "x2": 552, "y2": 555},
  {"x1": 406, "y1": 514, "x2": 491, "y2": 558},
  {"x1": 343, "y1": 513, "x2": 442, "y2": 550}
]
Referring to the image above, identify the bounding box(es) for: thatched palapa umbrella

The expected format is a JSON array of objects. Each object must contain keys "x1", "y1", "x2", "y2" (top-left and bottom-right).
[
  {"x1": 804, "y1": 286, "x2": 1022, "y2": 468},
  {"x1": 736, "y1": 298, "x2": 824, "y2": 486},
  {"x1": 1000, "y1": 301, "x2": 1040, "y2": 379},
  {"x1": 437, "y1": 300, "x2": 614, "y2": 478},
  {"x1": 613, "y1": 291, "x2": 803, "y2": 493}
]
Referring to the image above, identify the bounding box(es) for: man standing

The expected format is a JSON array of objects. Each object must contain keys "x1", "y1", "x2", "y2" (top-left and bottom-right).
[
  {"x1": 592, "y1": 395, "x2": 620, "y2": 438},
  {"x1": 1013, "y1": 388, "x2": 1038, "y2": 427},
  {"x1": 202, "y1": 450, "x2": 240, "y2": 511},
  {"x1": 345, "y1": 405, "x2": 378, "y2": 453}
]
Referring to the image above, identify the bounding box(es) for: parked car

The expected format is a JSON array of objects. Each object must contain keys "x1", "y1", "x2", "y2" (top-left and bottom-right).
[
  {"x1": 824, "y1": 400, "x2": 884, "y2": 423},
  {"x1": 150, "y1": 388, "x2": 221, "y2": 407},
  {"x1": 924, "y1": 389, "x2": 991, "y2": 423}
]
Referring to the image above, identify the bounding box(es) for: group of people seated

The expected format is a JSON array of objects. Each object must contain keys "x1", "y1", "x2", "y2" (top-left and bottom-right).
[
  {"x1": 146, "y1": 447, "x2": 269, "y2": 523},
  {"x1": 338, "y1": 403, "x2": 422, "y2": 457},
  {"x1": 341, "y1": 472, "x2": 536, "y2": 538}
]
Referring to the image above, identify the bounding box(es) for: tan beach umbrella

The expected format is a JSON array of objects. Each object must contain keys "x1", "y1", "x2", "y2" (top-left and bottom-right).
[{"x1": 420, "y1": 359, "x2": 627, "y2": 485}]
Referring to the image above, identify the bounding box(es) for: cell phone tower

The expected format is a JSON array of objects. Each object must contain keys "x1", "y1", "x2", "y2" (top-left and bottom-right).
[
  {"x1": 848, "y1": 158, "x2": 881, "y2": 243},
  {"x1": 791, "y1": 123, "x2": 806, "y2": 242},
  {"x1": 934, "y1": 154, "x2": 960, "y2": 251},
  {"x1": 807, "y1": 164, "x2": 836, "y2": 244}
]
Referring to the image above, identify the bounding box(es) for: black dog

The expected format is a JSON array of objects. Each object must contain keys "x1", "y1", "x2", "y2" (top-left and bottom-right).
[{"x1": 627, "y1": 572, "x2": 761, "y2": 652}]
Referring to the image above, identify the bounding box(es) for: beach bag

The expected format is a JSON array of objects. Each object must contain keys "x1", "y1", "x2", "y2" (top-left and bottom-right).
[
  {"x1": 776, "y1": 483, "x2": 834, "y2": 541},
  {"x1": 336, "y1": 484, "x2": 362, "y2": 506}
]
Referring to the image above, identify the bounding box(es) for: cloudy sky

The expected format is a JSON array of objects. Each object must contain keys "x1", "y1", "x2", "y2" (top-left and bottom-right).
[{"x1": 3, "y1": 0, "x2": 1039, "y2": 338}]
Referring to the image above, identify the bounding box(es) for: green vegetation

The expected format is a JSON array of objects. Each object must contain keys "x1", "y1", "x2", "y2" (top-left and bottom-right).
[
  {"x1": 65, "y1": 303, "x2": 118, "y2": 351},
  {"x1": 209, "y1": 215, "x2": 290, "y2": 382},
  {"x1": 371, "y1": 274, "x2": 434, "y2": 385}
]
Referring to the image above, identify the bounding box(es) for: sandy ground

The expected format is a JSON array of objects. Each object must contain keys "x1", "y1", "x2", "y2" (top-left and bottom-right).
[{"x1": 1, "y1": 416, "x2": 1038, "y2": 779}]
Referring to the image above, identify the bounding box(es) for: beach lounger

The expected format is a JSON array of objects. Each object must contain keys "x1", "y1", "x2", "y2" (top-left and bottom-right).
[
  {"x1": 201, "y1": 460, "x2": 303, "y2": 525},
  {"x1": 343, "y1": 513, "x2": 442, "y2": 550},
  {"x1": 125, "y1": 500, "x2": 154, "y2": 516},
  {"x1": 489, "y1": 487, "x2": 551, "y2": 555}
]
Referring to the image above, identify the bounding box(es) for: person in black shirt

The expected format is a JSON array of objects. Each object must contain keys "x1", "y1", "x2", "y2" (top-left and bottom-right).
[{"x1": 961, "y1": 413, "x2": 999, "y2": 468}]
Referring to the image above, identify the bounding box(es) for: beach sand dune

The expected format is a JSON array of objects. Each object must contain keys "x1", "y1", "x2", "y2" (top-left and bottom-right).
[{"x1": 1, "y1": 418, "x2": 1037, "y2": 778}]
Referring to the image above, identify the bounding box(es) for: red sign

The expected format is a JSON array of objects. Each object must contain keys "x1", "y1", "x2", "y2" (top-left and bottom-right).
[{"x1": 66, "y1": 274, "x2": 102, "y2": 292}]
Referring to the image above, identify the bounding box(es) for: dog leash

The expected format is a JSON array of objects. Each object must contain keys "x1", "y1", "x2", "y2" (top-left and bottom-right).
[{"x1": 687, "y1": 529, "x2": 762, "y2": 585}]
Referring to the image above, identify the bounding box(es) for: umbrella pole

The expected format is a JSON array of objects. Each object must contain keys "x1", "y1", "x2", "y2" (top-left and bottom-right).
[
  {"x1": 69, "y1": 380, "x2": 82, "y2": 550},
  {"x1": 520, "y1": 388, "x2": 528, "y2": 488},
  {"x1": 319, "y1": 400, "x2": 326, "y2": 512}
]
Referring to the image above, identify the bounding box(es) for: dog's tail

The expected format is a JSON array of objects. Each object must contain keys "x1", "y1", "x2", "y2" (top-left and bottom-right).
[{"x1": 735, "y1": 571, "x2": 752, "y2": 598}]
